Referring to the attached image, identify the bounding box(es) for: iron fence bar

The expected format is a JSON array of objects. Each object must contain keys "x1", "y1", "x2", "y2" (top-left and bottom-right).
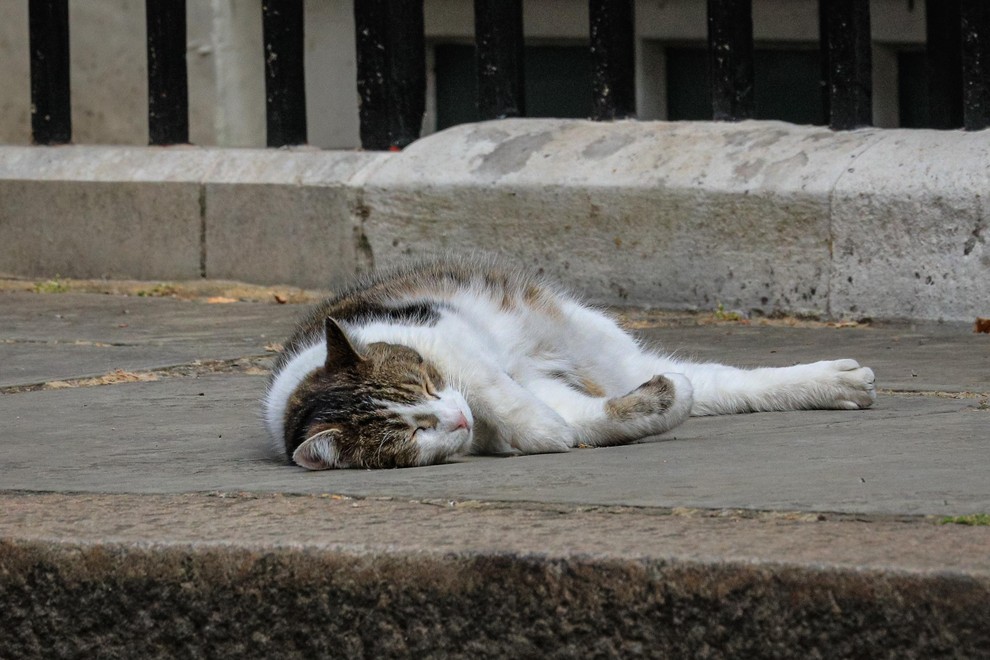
[
  {"x1": 263, "y1": 0, "x2": 307, "y2": 146},
  {"x1": 926, "y1": 0, "x2": 963, "y2": 129},
  {"x1": 146, "y1": 0, "x2": 189, "y2": 145},
  {"x1": 354, "y1": 0, "x2": 389, "y2": 150},
  {"x1": 590, "y1": 0, "x2": 635, "y2": 120},
  {"x1": 822, "y1": 0, "x2": 872, "y2": 130},
  {"x1": 819, "y1": 0, "x2": 830, "y2": 123},
  {"x1": 474, "y1": 0, "x2": 525, "y2": 120},
  {"x1": 961, "y1": 0, "x2": 990, "y2": 131},
  {"x1": 707, "y1": 0, "x2": 754, "y2": 121},
  {"x1": 28, "y1": 0, "x2": 71, "y2": 144},
  {"x1": 385, "y1": 0, "x2": 425, "y2": 149},
  {"x1": 354, "y1": 0, "x2": 425, "y2": 150}
]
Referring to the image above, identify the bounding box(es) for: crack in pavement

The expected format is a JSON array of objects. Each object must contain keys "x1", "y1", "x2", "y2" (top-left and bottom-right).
[
  {"x1": 0, "y1": 355, "x2": 273, "y2": 395},
  {"x1": 1, "y1": 338, "x2": 141, "y2": 348}
]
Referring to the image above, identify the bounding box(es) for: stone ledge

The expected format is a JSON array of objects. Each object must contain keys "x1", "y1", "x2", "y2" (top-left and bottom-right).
[
  {"x1": 2, "y1": 493, "x2": 989, "y2": 657},
  {"x1": 1, "y1": 120, "x2": 987, "y2": 320}
]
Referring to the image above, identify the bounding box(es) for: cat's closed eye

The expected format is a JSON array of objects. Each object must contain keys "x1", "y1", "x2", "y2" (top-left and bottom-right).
[
  {"x1": 399, "y1": 379, "x2": 433, "y2": 398},
  {"x1": 423, "y1": 380, "x2": 440, "y2": 398},
  {"x1": 413, "y1": 414, "x2": 439, "y2": 431}
]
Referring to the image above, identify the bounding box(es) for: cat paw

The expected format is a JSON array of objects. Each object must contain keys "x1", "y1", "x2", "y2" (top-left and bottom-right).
[
  {"x1": 607, "y1": 375, "x2": 675, "y2": 419},
  {"x1": 816, "y1": 359, "x2": 876, "y2": 409},
  {"x1": 509, "y1": 423, "x2": 572, "y2": 455},
  {"x1": 605, "y1": 373, "x2": 694, "y2": 427}
]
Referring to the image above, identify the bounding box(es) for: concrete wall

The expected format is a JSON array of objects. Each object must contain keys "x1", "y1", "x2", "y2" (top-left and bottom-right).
[{"x1": 1, "y1": 119, "x2": 986, "y2": 322}]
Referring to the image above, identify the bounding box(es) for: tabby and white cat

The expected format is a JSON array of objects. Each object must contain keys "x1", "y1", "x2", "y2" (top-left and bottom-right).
[{"x1": 264, "y1": 258, "x2": 876, "y2": 470}]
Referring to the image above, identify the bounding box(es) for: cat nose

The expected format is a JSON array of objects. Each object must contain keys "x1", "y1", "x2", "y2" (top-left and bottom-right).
[{"x1": 452, "y1": 412, "x2": 471, "y2": 432}]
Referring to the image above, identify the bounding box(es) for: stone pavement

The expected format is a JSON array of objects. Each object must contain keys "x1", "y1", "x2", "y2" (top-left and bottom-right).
[{"x1": 1, "y1": 283, "x2": 989, "y2": 657}]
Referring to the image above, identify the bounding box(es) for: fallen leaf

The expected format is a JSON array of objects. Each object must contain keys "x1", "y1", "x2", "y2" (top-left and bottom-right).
[
  {"x1": 975, "y1": 317, "x2": 990, "y2": 334},
  {"x1": 273, "y1": 294, "x2": 287, "y2": 304},
  {"x1": 205, "y1": 296, "x2": 238, "y2": 304}
]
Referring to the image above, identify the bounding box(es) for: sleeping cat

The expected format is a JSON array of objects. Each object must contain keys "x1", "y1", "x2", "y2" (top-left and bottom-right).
[{"x1": 264, "y1": 257, "x2": 876, "y2": 470}]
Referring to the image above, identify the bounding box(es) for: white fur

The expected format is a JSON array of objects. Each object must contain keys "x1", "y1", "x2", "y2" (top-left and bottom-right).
[
  {"x1": 265, "y1": 281, "x2": 876, "y2": 463},
  {"x1": 263, "y1": 340, "x2": 324, "y2": 454}
]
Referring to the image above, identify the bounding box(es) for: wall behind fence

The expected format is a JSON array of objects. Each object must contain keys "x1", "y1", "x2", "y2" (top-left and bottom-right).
[{"x1": 4, "y1": 0, "x2": 966, "y2": 149}]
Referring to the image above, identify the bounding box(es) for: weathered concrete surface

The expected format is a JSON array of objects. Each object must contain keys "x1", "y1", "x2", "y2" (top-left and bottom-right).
[
  {"x1": 2, "y1": 375, "x2": 988, "y2": 515},
  {"x1": 829, "y1": 129, "x2": 990, "y2": 320},
  {"x1": 2, "y1": 289, "x2": 987, "y2": 515},
  {"x1": 0, "y1": 291, "x2": 297, "y2": 387},
  {"x1": 362, "y1": 119, "x2": 990, "y2": 321},
  {"x1": 0, "y1": 147, "x2": 216, "y2": 280},
  {"x1": 2, "y1": 285, "x2": 989, "y2": 657},
  {"x1": 202, "y1": 148, "x2": 386, "y2": 285},
  {"x1": 363, "y1": 120, "x2": 876, "y2": 316},
  {"x1": 2, "y1": 494, "x2": 989, "y2": 658},
  {"x1": 3, "y1": 119, "x2": 988, "y2": 321}
]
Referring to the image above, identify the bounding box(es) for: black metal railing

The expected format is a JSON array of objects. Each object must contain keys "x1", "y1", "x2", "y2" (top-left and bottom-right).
[
  {"x1": 263, "y1": 0, "x2": 308, "y2": 147},
  {"x1": 146, "y1": 0, "x2": 189, "y2": 145},
  {"x1": 25, "y1": 0, "x2": 990, "y2": 149}
]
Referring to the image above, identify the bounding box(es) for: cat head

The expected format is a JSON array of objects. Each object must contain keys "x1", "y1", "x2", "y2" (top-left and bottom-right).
[{"x1": 284, "y1": 318, "x2": 473, "y2": 469}]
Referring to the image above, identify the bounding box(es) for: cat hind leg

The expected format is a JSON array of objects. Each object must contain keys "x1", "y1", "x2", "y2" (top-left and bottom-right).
[
  {"x1": 682, "y1": 358, "x2": 876, "y2": 415},
  {"x1": 799, "y1": 359, "x2": 876, "y2": 410}
]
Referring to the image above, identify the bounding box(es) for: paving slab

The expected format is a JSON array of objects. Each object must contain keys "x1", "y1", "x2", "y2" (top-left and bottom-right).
[
  {"x1": 1, "y1": 371, "x2": 987, "y2": 515},
  {"x1": 2, "y1": 290, "x2": 988, "y2": 516},
  {"x1": 0, "y1": 291, "x2": 297, "y2": 386}
]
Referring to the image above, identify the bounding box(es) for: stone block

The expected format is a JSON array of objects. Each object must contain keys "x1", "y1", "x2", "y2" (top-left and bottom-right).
[
  {"x1": 361, "y1": 119, "x2": 877, "y2": 314},
  {"x1": 0, "y1": 147, "x2": 217, "y2": 280},
  {"x1": 830, "y1": 129, "x2": 990, "y2": 321},
  {"x1": 202, "y1": 149, "x2": 387, "y2": 288}
]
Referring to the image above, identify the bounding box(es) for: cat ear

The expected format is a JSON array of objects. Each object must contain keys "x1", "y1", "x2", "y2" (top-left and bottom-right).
[
  {"x1": 293, "y1": 428, "x2": 346, "y2": 470},
  {"x1": 324, "y1": 317, "x2": 362, "y2": 371}
]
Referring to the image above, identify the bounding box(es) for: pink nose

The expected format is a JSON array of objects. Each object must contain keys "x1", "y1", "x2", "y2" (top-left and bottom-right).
[{"x1": 452, "y1": 412, "x2": 471, "y2": 431}]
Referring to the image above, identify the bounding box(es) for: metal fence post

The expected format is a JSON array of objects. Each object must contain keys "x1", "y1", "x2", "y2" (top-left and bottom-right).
[
  {"x1": 590, "y1": 0, "x2": 636, "y2": 120},
  {"x1": 961, "y1": 0, "x2": 990, "y2": 131},
  {"x1": 146, "y1": 0, "x2": 189, "y2": 145},
  {"x1": 263, "y1": 0, "x2": 308, "y2": 147},
  {"x1": 707, "y1": 0, "x2": 755, "y2": 121},
  {"x1": 386, "y1": 1, "x2": 426, "y2": 149},
  {"x1": 28, "y1": 0, "x2": 71, "y2": 144},
  {"x1": 822, "y1": 0, "x2": 872, "y2": 130},
  {"x1": 926, "y1": 0, "x2": 963, "y2": 129},
  {"x1": 474, "y1": 0, "x2": 525, "y2": 120},
  {"x1": 354, "y1": 0, "x2": 425, "y2": 150}
]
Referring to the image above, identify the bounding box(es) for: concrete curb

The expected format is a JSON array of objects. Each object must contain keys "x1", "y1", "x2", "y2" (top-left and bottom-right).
[
  {"x1": 3, "y1": 494, "x2": 989, "y2": 658},
  {"x1": 5, "y1": 538, "x2": 986, "y2": 658},
  {"x1": 1, "y1": 120, "x2": 988, "y2": 321}
]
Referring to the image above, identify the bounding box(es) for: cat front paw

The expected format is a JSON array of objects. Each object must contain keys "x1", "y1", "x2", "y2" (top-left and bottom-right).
[
  {"x1": 509, "y1": 423, "x2": 572, "y2": 454},
  {"x1": 817, "y1": 359, "x2": 876, "y2": 409}
]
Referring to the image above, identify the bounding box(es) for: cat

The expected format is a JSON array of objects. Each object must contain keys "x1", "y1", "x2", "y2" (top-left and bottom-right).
[{"x1": 264, "y1": 257, "x2": 876, "y2": 470}]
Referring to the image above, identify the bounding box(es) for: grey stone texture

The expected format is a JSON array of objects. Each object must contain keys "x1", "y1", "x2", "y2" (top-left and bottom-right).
[
  {"x1": 2, "y1": 291, "x2": 988, "y2": 515},
  {"x1": 2, "y1": 119, "x2": 988, "y2": 321},
  {"x1": 1, "y1": 288, "x2": 989, "y2": 656},
  {"x1": 3, "y1": 116, "x2": 990, "y2": 653},
  {"x1": 0, "y1": 508, "x2": 990, "y2": 658}
]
